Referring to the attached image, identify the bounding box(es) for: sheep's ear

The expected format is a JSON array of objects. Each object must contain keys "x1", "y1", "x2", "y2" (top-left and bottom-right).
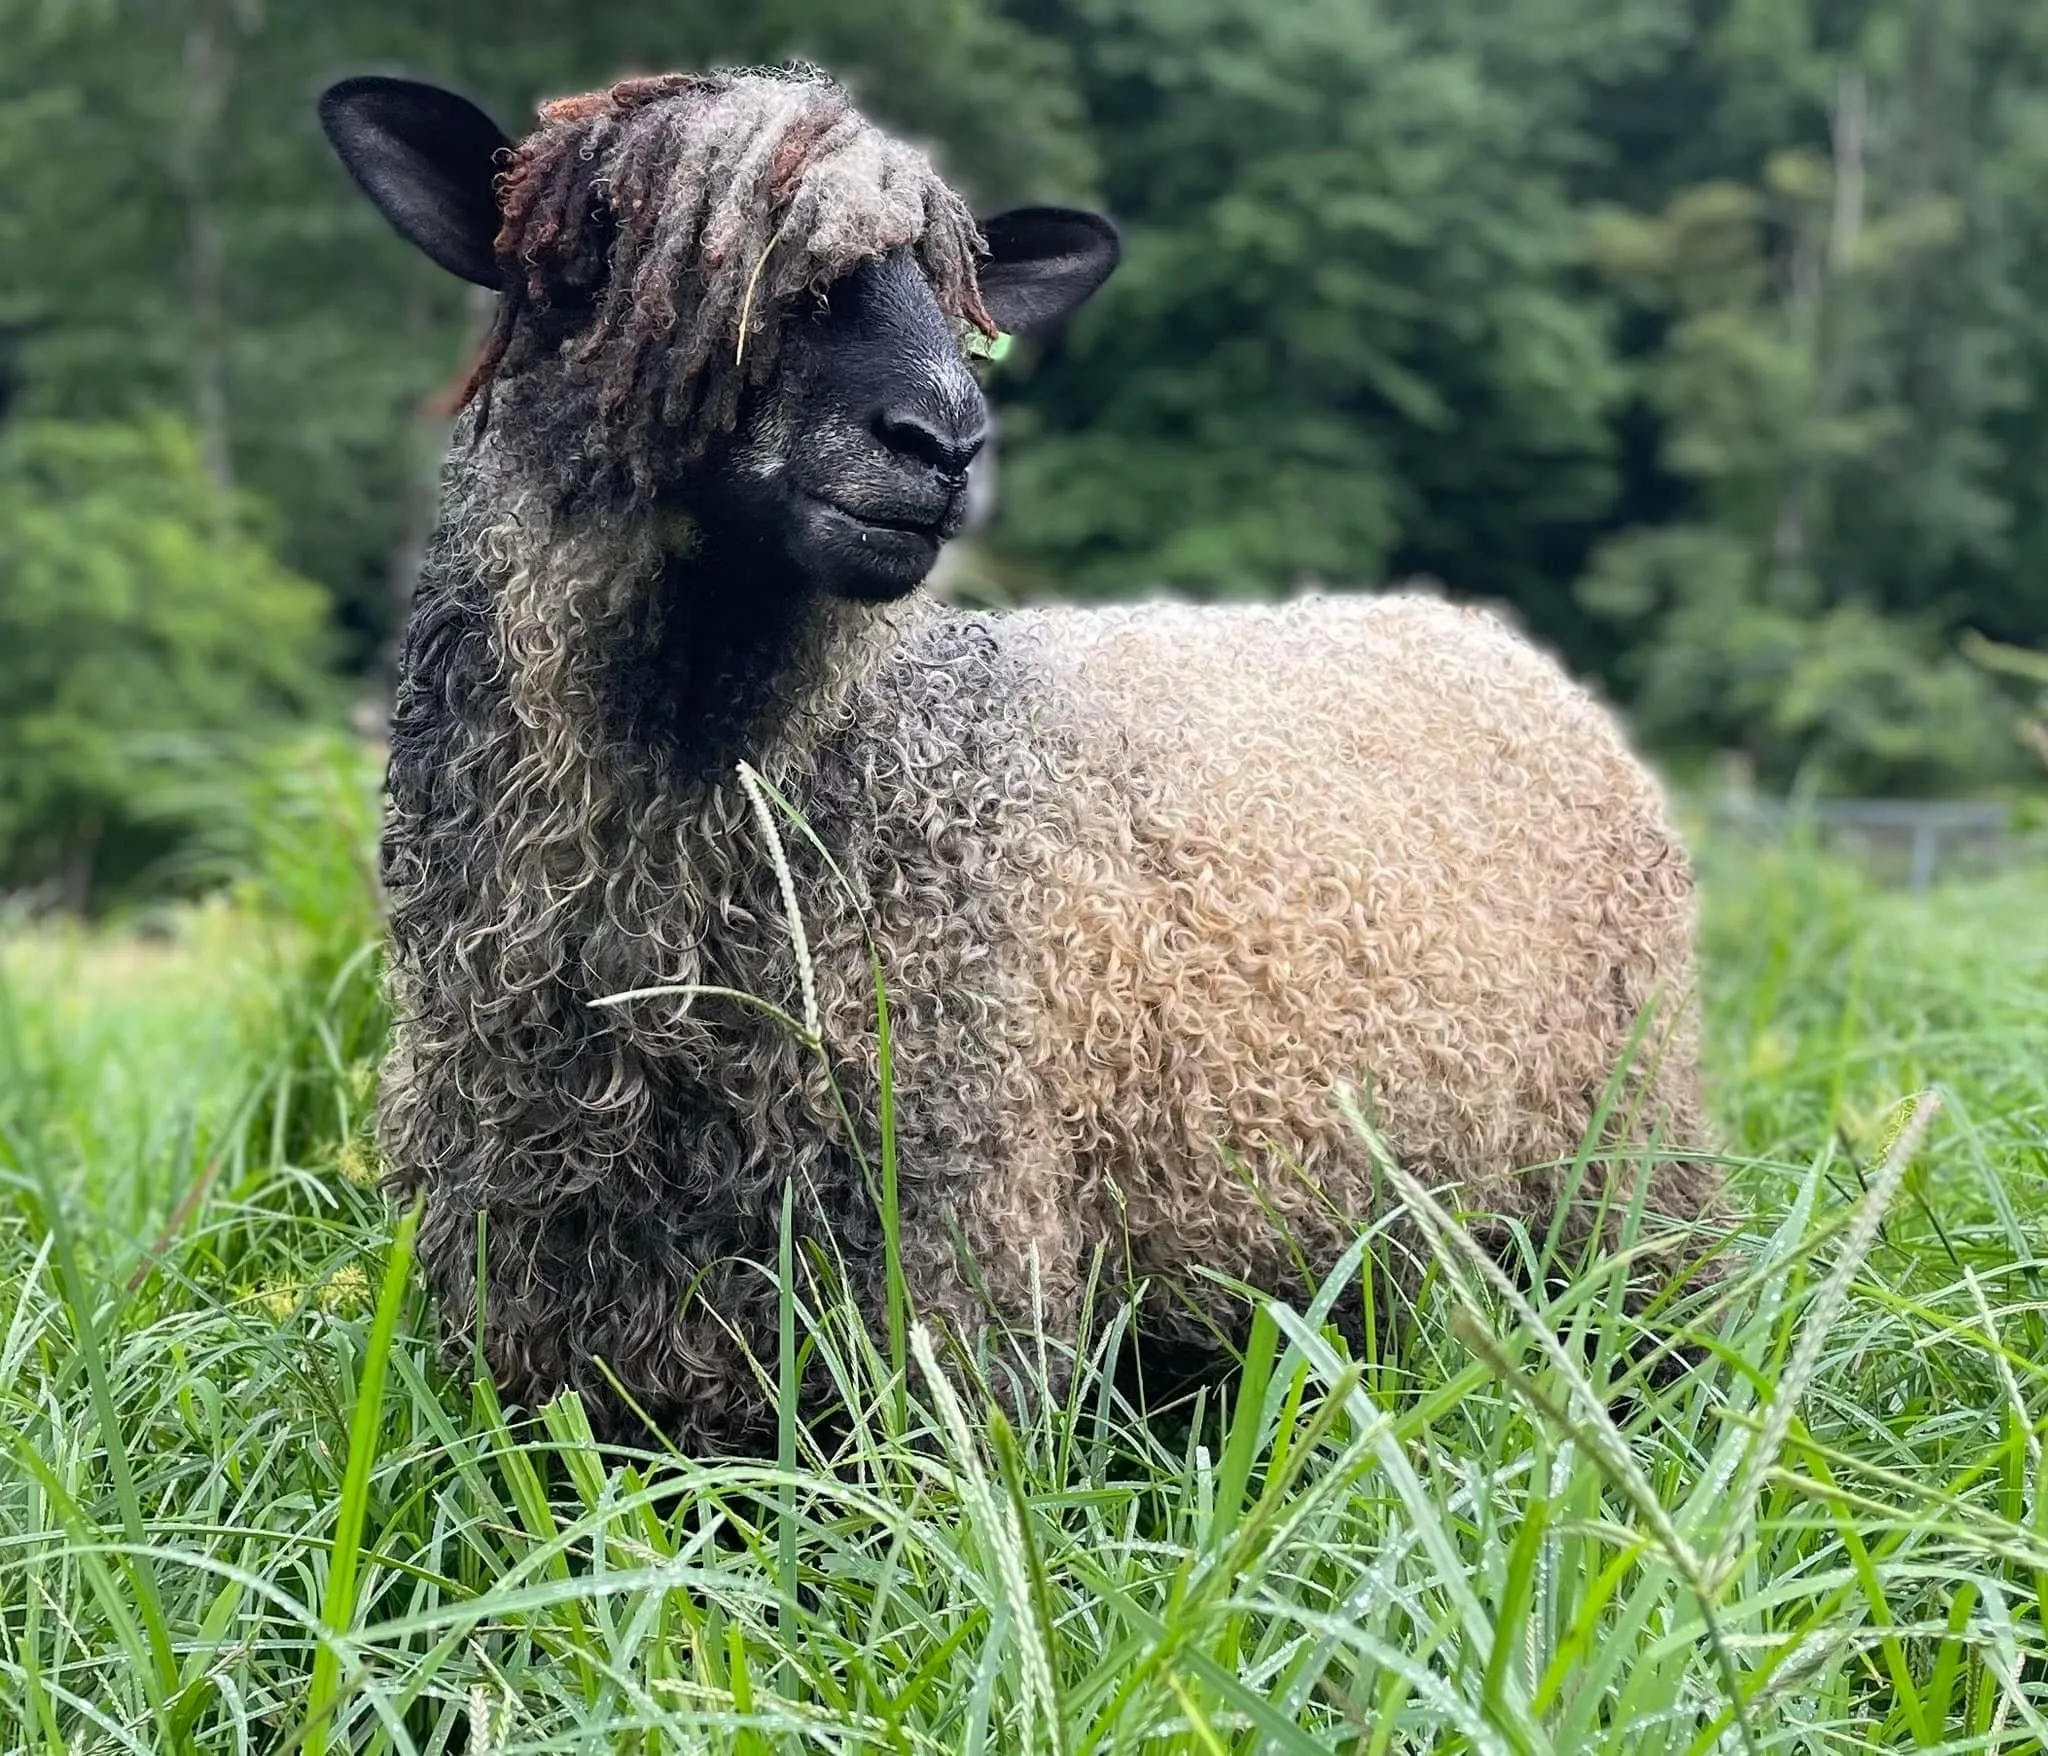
[
  {"x1": 319, "y1": 76, "x2": 511, "y2": 289},
  {"x1": 976, "y1": 207, "x2": 1120, "y2": 334}
]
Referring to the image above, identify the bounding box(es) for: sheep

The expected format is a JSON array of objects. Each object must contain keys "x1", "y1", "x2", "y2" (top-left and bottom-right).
[{"x1": 320, "y1": 64, "x2": 1720, "y2": 1454}]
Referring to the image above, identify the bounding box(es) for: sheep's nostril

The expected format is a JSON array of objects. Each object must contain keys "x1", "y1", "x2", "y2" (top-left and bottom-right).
[{"x1": 873, "y1": 404, "x2": 988, "y2": 476}]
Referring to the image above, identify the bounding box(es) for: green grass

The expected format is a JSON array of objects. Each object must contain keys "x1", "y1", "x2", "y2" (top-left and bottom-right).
[{"x1": 2, "y1": 772, "x2": 2046, "y2": 1751}]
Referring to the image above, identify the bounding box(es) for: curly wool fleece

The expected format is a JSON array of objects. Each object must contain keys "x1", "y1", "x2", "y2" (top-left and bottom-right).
[{"x1": 381, "y1": 461, "x2": 1717, "y2": 1454}]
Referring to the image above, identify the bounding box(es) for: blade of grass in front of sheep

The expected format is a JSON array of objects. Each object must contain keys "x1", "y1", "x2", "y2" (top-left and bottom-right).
[
  {"x1": 736, "y1": 761, "x2": 911, "y2": 1404},
  {"x1": 1479, "y1": 1441, "x2": 1550, "y2": 1728},
  {"x1": 589, "y1": 982, "x2": 812, "y2": 1043},
  {"x1": 738, "y1": 764, "x2": 820, "y2": 1044},
  {"x1": 301, "y1": 1193, "x2": 420, "y2": 1756},
  {"x1": 1534, "y1": 982, "x2": 1670, "y2": 1291},
  {"x1": 1482, "y1": 1442, "x2": 1540, "y2": 1729},
  {"x1": 777, "y1": 1177, "x2": 799, "y2": 1667},
  {"x1": 1207, "y1": 1303, "x2": 1280, "y2": 1563},
  {"x1": 470, "y1": 1206, "x2": 491, "y2": 1407},
  {"x1": 871, "y1": 949, "x2": 908, "y2": 1431}
]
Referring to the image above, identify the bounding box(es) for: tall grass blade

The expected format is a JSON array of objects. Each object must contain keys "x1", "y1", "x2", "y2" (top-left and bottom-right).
[{"x1": 301, "y1": 1196, "x2": 420, "y2": 1756}]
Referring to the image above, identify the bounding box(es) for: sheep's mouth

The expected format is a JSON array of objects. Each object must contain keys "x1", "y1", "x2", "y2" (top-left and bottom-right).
[
  {"x1": 803, "y1": 494, "x2": 955, "y2": 545},
  {"x1": 796, "y1": 490, "x2": 963, "y2": 599}
]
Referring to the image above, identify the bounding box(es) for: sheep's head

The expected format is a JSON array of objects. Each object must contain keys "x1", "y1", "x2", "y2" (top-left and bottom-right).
[{"x1": 320, "y1": 67, "x2": 1119, "y2": 602}]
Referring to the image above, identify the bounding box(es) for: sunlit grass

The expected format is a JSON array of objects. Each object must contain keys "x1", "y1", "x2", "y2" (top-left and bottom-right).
[{"x1": 2, "y1": 766, "x2": 2045, "y2": 1751}]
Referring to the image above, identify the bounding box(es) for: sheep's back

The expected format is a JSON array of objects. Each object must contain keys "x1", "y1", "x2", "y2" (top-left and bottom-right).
[{"x1": 996, "y1": 590, "x2": 1709, "y2": 1313}]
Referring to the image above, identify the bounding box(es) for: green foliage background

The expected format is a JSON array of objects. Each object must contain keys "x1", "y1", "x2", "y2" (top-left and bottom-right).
[
  {"x1": 6, "y1": 0, "x2": 2048, "y2": 898},
  {"x1": 0, "y1": 418, "x2": 332, "y2": 904}
]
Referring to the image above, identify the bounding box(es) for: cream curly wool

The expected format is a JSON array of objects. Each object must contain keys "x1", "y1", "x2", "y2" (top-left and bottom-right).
[{"x1": 1003, "y1": 593, "x2": 1712, "y2": 1352}]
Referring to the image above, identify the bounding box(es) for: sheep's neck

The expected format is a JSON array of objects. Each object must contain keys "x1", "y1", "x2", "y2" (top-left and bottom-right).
[
  {"x1": 629, "y1": 550, "x2": 804, "y2": 774},
  {"x1": 619, "y1": 541, "x2": 897, "y2": 786}
]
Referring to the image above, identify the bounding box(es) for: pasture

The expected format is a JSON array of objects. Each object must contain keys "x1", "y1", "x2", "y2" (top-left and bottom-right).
[{"x1": 1, "y1": 747, "x2": 2044, "y2": 1752}]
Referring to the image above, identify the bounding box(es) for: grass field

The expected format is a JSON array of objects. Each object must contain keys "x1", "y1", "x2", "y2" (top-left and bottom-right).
[{"x1": 2, "y1": 764, "x2": 2045, "y2": 1753}]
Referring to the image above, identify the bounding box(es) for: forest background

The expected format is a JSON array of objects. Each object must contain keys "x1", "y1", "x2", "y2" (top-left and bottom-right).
[{"x1": 8, "y1": 0, "x2": 2048, "y2": 907}]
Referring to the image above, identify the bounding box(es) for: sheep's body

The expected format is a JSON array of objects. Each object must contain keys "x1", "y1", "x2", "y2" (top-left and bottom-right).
[
  {"x1": 381, "y1": 476, "x2": 1712, "y2": 1450},
  {"x1": 1007, "y1": 593, "x2": 1711, "y2": 1355}
]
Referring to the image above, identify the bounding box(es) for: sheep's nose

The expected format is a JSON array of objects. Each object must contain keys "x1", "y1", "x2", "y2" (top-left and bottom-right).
[{"x1": 873, "y1": 401, "x2": 988, "y2": 477}]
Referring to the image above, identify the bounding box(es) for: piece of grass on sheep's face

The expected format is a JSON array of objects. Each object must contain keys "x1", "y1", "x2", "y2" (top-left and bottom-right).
[{"x1": 319, "y1": 69, "x2": 1119, "y2": 603}]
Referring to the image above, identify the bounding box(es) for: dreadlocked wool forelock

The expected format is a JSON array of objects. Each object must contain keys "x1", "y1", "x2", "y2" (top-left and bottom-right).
[{"x1": 458, "y1": 64, "x2": 994, "y2": 479}]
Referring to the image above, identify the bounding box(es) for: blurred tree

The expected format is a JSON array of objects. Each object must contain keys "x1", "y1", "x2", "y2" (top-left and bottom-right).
[
  {"x1": 0, "y1": 417, "x2": 333, "y2": 907},
  {"x1": 1962, "y1": 631, "x2": 2048, "y2": 773},
  {"x1": 1579, "y1": 0, "x2": 2048, "y2": 790},
  {"x1": 987, "y1": 0, "x2": 1676, "y2": 653},
  {"x1": 7, "y1": 0, "x2": 2048, "y2": 800}
]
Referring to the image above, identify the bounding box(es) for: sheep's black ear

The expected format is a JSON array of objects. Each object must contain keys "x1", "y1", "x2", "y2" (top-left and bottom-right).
[
  {"x1": 319, "y1": 76, "x2": 511, "y2": 289},
  {"x1": 976, "y1": 207, "x2": 1120, "y2": 335}
]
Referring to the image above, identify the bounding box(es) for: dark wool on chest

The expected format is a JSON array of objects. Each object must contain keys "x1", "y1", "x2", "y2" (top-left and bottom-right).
[{"x1": 380, "y1": 509, "x2": 1101, "y2": 1450}]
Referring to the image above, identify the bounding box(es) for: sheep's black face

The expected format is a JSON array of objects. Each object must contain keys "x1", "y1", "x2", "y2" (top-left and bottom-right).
[
  {"x1": 318, "y1": 75, "x2": 1121, "y2": 604},
  {"x1": 697, "y1": 251, "x2": 991, "y2": 603}
]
